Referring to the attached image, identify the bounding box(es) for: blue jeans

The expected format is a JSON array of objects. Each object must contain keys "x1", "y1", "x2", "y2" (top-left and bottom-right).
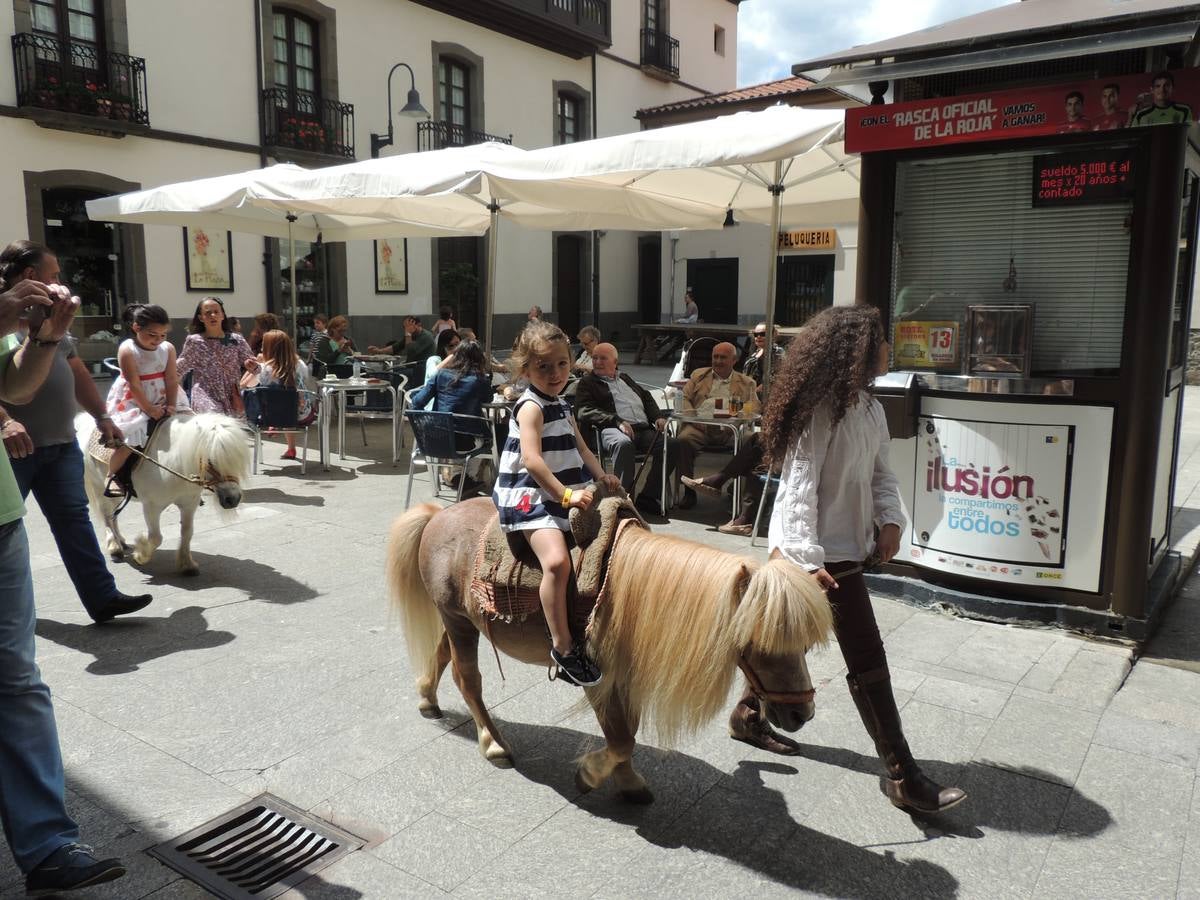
[
  {"x1": 0, "y1": 518, "x2": 78, "y2": 872},
  {"x1": 10, "y1": 442, "x2": 118, "y2": 617}
]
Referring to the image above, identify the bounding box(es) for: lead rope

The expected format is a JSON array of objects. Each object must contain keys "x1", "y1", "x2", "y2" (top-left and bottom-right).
[{"x1": 120, "y1": 443, "x2": 217, "y2": 491}]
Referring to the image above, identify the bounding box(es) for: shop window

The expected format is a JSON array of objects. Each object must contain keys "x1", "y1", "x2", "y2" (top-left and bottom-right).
[
  {"x1": 277, "y1": 239, "x2": 331, "y2": 347},
  {"x1": 891, "y1": 148, "x2": 1133, "y2": 376}
]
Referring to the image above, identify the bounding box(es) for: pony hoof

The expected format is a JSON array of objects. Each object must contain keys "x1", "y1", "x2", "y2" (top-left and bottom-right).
[
  {"x1": 619, "y1": 786, "x2": 655, "y2": 805},
  {"x1": 574, "y1": 769, "x2": 595, "y2": 795},
  {"x1": 180, "y1": 566, "x2": 200, "y2": 577},
  {"x1": 480, "y1": 735, "x2": 513, "y2": 768},
  {"x1": 418, "y1": 705, "x2": 443, "y2": 719}
]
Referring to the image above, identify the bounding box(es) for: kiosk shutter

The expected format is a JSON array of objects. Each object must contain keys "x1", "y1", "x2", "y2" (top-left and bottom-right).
[{"x1": 892, "y1": 150, "x2": 1132, "y2": 374}]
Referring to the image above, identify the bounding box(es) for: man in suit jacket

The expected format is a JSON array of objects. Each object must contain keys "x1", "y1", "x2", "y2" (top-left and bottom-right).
[
  {"x1": 676, "y1": 341, "x2": 758, "y2": 509},
  {"x1": 575, "y1": 343, "x2": 669, "y2": 513}
]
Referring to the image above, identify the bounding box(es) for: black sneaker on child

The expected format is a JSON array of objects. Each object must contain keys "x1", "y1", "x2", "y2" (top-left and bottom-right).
[
  {"x1": 550, "y1": 644, "x2": 603, "y2": 687},
  {"x1": 25, "y1": 843, "x2": 126, "y2": 897}
]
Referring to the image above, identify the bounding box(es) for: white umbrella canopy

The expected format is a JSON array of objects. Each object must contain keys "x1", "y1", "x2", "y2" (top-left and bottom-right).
[
  {"x1": 481, "y1": 105, "x2": 859, "y2": 389},
  {"x1": 84, "y1": 163, "x2": 483, "y2": 241}
]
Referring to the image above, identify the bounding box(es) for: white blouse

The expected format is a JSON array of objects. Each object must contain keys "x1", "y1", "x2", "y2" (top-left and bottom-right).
[{"x1": 768, "y1": 392, "x2": 906, "y2": 570}]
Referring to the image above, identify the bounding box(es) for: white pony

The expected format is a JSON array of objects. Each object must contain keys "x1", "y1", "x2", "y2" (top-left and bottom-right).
[{"x1": 77, "y1": 411, "x2": 252, "y2": 575}]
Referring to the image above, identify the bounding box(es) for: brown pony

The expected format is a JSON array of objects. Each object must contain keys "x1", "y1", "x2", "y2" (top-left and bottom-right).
[{"x1": 386, "y1": 498, "x2": 833, "y2": 802}]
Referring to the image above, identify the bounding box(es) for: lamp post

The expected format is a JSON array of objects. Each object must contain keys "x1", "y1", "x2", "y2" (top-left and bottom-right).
[{"x1": 369, "y1": 62, "x2": 429, "y2": 158}]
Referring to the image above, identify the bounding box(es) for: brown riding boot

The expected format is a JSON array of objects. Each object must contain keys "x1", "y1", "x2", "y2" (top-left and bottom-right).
[
  {"x1": 728, "y1": 692, "x2": 802, "y2": 755},
  {"x1": 847, "y1": 666, "x2": 967, "y2": 814}
]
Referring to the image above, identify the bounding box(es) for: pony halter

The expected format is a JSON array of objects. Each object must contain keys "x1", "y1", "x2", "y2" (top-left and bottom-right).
[{"x1": 737, "y1": 652, "x2": 816, "y2": 706}]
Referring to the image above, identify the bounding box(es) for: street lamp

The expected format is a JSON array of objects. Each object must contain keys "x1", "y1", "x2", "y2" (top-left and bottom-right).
[{"x1": 369, "y1": 62, "x2": 429, "y2": 158}]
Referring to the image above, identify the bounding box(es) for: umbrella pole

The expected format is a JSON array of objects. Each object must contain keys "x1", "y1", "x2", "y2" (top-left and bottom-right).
[
  {"x1": 286, "y1": 213, "x2": 298, "y2": 345},
  {"x1": 762, "y1": 161, "x2": 784, "y2": 399},
  {"x1": 483, "y1": 199, "x2": 499, "y2": 362}
]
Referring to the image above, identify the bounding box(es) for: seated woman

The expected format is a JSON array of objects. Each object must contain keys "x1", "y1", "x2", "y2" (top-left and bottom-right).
[
  {"x1": 310, "y1": 315, "x2": 354, "y2": 375},
  {"x1": 242, "y1": 329, "x2": 315, "y2": 460},
  {"x1": 408, "y1": 340, "x2": 494, "y2": 493},
  {"x1": 424, "y1": 328, "x2": 462, "y2": 387}
]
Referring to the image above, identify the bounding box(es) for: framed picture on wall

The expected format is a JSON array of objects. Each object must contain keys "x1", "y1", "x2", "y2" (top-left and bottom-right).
[
  {"x1": 183, "y1": 227, "x2": 234, "y2": 292},
  {"x1": 374, "y1": 238, "x2": 409, "y2": 293}
]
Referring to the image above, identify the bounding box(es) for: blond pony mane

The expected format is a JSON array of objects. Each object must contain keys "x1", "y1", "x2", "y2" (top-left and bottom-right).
[
  {"x1": 165, "y1": 413, "x2": 252, "y2": 484},
  {"x1": 589, "y1": 529, "x2": 831, "y2": 747}
]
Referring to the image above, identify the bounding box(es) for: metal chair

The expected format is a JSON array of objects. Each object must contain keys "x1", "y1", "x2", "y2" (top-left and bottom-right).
[
  {"x1": 242, "y1": 385, "x2": 319, "y2": 474},
  {"x1": 403, "y1": 410, "x2": 495, "y2": 509},
  {"x1": 342, "y1": 370, "x2": 408, "y2": 451},
  {"x1": 750, "y1": 468, "x2": 782, "y2": 547},
  {"x1": 682, "y1": 337, "x2": 719, "y2": 378},
  {"x1": 101, "y1": 356, "x2": 120, "y2": 377}
]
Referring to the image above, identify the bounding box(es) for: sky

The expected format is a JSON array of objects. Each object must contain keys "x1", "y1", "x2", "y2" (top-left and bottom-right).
[{"x1": 737, "y1": 0, "x2": 1018, "y2": 87}]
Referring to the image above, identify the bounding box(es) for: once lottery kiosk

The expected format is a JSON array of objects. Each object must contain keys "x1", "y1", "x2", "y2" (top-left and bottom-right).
[{"x1": 847, "y1": 68, "x2": 1200, "y2": 637}]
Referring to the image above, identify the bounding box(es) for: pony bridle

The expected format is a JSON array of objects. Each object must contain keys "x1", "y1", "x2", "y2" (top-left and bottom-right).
[{"x1": 737, "y1": 652, "x2": 816, "y2": 706}]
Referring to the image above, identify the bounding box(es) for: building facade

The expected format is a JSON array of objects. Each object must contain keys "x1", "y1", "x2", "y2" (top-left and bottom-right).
[{"x1": 0, "y1": 0, "x2": 740, "y2": 356}]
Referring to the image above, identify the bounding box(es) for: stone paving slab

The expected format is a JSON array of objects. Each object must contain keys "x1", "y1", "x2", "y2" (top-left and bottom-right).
[{"x1": 4, "y1": 401, "x2": 1199, "y2": 899}]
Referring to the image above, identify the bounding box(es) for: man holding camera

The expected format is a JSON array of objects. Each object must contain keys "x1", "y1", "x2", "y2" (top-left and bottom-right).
[{"x1": 0, "y1": 275, "x2": 127, "y2": 894}]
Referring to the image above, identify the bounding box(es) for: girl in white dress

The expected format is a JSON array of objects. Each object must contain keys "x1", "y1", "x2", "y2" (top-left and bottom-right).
[{"x1": 104, "y1": 305, "x2": 189, "y2": 496}]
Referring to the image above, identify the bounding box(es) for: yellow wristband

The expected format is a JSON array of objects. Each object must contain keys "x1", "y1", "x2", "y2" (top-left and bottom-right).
[{"x1": 562, "y1": 488, "x2": 573, "y2": 506}]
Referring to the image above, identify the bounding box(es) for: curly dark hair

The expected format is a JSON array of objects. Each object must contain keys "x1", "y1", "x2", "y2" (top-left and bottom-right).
[{"x1": 761, "y1": 305, "x2": 886, "y2": 466}]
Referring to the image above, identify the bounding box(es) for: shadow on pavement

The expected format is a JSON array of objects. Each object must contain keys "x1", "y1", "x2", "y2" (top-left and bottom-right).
[
  {"x1": 241, "y1": 487, "x2": 326, "y2": 507},
  {"x1": 444, "y1": 720, "x2": 962, "y2": 898},
  {"x1": 289, "y1": 870, "x2": 365, "y2": 899},
  {"x1": 139, "y1": 553, "x2": 320, "y2": 605},
  {"x1": 36, "y1": 606, "x2": 235, "y2": 675}
]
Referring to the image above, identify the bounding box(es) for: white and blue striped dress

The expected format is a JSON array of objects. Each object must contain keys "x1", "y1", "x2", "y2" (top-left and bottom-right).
[{"x1": 493, "y1": 386, "x2": 587, "y2": 532}]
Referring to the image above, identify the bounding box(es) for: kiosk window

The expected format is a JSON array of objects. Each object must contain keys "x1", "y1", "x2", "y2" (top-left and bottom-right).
[{"x1": 891, "y1": 148, "x2": 1133, "y2": 376}]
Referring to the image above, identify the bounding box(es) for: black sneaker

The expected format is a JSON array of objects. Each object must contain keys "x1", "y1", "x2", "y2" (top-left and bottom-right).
[
  {"x1": 25, "y1": 843, "x2": 126, "y2": 896},
  {"x1": 551, "y1": 645, "x2": 603, "y2": 687}
]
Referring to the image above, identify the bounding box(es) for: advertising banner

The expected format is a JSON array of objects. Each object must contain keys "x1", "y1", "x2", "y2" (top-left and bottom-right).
[
  {"x1": 912, "y1": 416, "x2": 1072, "y2": 573},
  {"x1": 893, "y1": 320, "x2": 960, "y2": 369},
  {"x1": 846, "y1": 68, "x2": 1200, "y2": 154}
]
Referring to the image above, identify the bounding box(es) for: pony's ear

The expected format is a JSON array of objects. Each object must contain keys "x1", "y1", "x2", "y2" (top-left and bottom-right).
[{"x1": 735, "y1": 563, "x2": 752, "y2": 596}]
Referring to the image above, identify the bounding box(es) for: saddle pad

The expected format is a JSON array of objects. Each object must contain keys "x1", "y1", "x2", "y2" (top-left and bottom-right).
[{"x1": 469, "y1": 492, "x2": 647, "y2": 624}]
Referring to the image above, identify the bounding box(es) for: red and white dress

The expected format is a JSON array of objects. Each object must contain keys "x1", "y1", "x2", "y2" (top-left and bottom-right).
[{"x1": 105, "y1": 338, "x2": 190, "y2": 446}]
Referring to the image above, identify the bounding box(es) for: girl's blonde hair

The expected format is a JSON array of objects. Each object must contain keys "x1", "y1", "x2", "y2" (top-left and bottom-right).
[
  {"x1": 260, "y1": 330, "x2": 297, "y2": 387},
  {"x1": 509, "y1": 319, "x2": 569, "y2": 377}
]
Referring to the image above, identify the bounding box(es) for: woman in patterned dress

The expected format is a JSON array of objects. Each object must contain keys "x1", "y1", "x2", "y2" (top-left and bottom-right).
[{"x1": 176, "y1": 297, "x2": 255, "y2": 416}]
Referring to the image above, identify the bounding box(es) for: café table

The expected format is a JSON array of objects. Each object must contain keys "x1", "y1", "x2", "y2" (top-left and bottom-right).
[
  {"x1": 318, "y1": 376, "x2": 400, "y2": 470},
  {"x1": 666, "y1": 408, "x2": 760, "y2": 516}
]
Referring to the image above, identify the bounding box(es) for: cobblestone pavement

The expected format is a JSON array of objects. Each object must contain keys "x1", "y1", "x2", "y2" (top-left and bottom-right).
[{"x1": 2, "y1": 368, "x2": 1197, "y2": 899}]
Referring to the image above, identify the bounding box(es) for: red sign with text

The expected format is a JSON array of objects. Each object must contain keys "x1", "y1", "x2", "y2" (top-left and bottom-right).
[{"x1": 846, "y1": 68, "x2": 1199, "y2": 154}]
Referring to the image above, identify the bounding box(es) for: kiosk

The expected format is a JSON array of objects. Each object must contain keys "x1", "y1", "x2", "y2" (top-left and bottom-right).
[{"x1": 850, "y1": 69, "x2": 1200, "y2": 636}]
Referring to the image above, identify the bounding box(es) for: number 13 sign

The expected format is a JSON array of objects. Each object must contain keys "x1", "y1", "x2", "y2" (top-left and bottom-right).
[{"x1": 893, "y1": 320, "x2": 960, "y2": 369}]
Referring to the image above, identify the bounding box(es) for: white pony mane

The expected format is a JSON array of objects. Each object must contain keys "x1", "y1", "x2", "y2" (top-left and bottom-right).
[{"x1": 166, "y1": 413, "x2": 252, "y2": 483}]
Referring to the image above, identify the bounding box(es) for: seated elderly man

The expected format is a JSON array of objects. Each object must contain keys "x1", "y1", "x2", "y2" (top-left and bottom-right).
[
  {"x1": 675, "y1": 341, "x2": 757, "y2": 509},
  {"x1": 575, "y1": 343, "x2": 669, "y2": 513}
]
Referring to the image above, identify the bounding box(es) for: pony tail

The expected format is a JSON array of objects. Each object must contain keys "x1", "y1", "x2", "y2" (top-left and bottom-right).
[{"x1": 386, "y1": 504, "x2": 445, "y2": 682}]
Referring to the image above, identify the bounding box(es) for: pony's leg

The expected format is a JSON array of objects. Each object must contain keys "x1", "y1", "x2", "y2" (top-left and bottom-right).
[
  {"x1": 132, "y1": 502, "x2": 165, "y2": 565},
  {"x1": 176, "y1": 498, "x2": 200, "y2": 576},
  {"x1": 444, "y1": 619, "x2": 513, "y2": 767},
  {"x1": 100, "y1": 496, "x2": 128, "y2": 560},
  {"x1": 417, "y1": 632, "x2": 452, "y2": 719},
  {"x1": 577, "y1": 693, "x2": 653, "y2": 803}
]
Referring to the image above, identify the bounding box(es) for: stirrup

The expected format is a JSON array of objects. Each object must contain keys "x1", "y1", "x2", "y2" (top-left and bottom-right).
[{"x1": 102, "y1": 475, "x2": 127, "y2": 498}]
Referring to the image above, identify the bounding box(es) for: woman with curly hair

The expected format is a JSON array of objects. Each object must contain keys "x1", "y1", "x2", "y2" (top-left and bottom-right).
[{"x1": 729, "y1": 304, "x2": 966, "y2": 815}]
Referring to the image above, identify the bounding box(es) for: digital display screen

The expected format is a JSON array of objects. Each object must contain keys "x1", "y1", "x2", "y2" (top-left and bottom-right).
[{"x1": 1032, "y1": 150, "x2": 1135, "y2": 207}]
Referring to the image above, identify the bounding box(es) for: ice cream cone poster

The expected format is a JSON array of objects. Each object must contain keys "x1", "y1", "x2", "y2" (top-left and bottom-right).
[
  {"x1": 912, "y1": 415, "x2": 1071, "y2": 569},
  {"x1": 374, "y1": 238, "x2": 408, "y2": 294},
  {"x1": 183, "y1": 227, "x2": 233, "y2": 292}
]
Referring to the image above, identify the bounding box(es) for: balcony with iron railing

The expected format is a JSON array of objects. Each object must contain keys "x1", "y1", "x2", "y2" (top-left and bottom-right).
[
  {"x1": 410, "y1": 0, "x2": 609, "y2": 57},
  {"x1": 640, "y1": 28, "x2": 679, "y2": 79},
  {"x1": 11, "y1": 32, "x2": 149, "y2": 125},
  {"x1": 262, "y1": 87, "x2": 355, "y2": 159},
  {"x1": 417, "y1": 120, "x2": 513, "y2": 152}
]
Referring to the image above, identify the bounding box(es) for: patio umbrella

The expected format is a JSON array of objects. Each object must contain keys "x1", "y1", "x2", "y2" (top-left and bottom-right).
[
  {"x1": 85, "y1": 163, "x2": 487, "y2": 342},
  {"x1": 247, "y1": 142, "x2": 726, "y2": 359},
  {"x1": 480, "y1": 105, "x2": 859, "y2": 390}
]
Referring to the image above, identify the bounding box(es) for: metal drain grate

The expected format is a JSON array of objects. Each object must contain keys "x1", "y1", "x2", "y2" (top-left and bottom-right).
[{"x1": 149, "y1": 794, "x2": 363, "y2": 899}]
